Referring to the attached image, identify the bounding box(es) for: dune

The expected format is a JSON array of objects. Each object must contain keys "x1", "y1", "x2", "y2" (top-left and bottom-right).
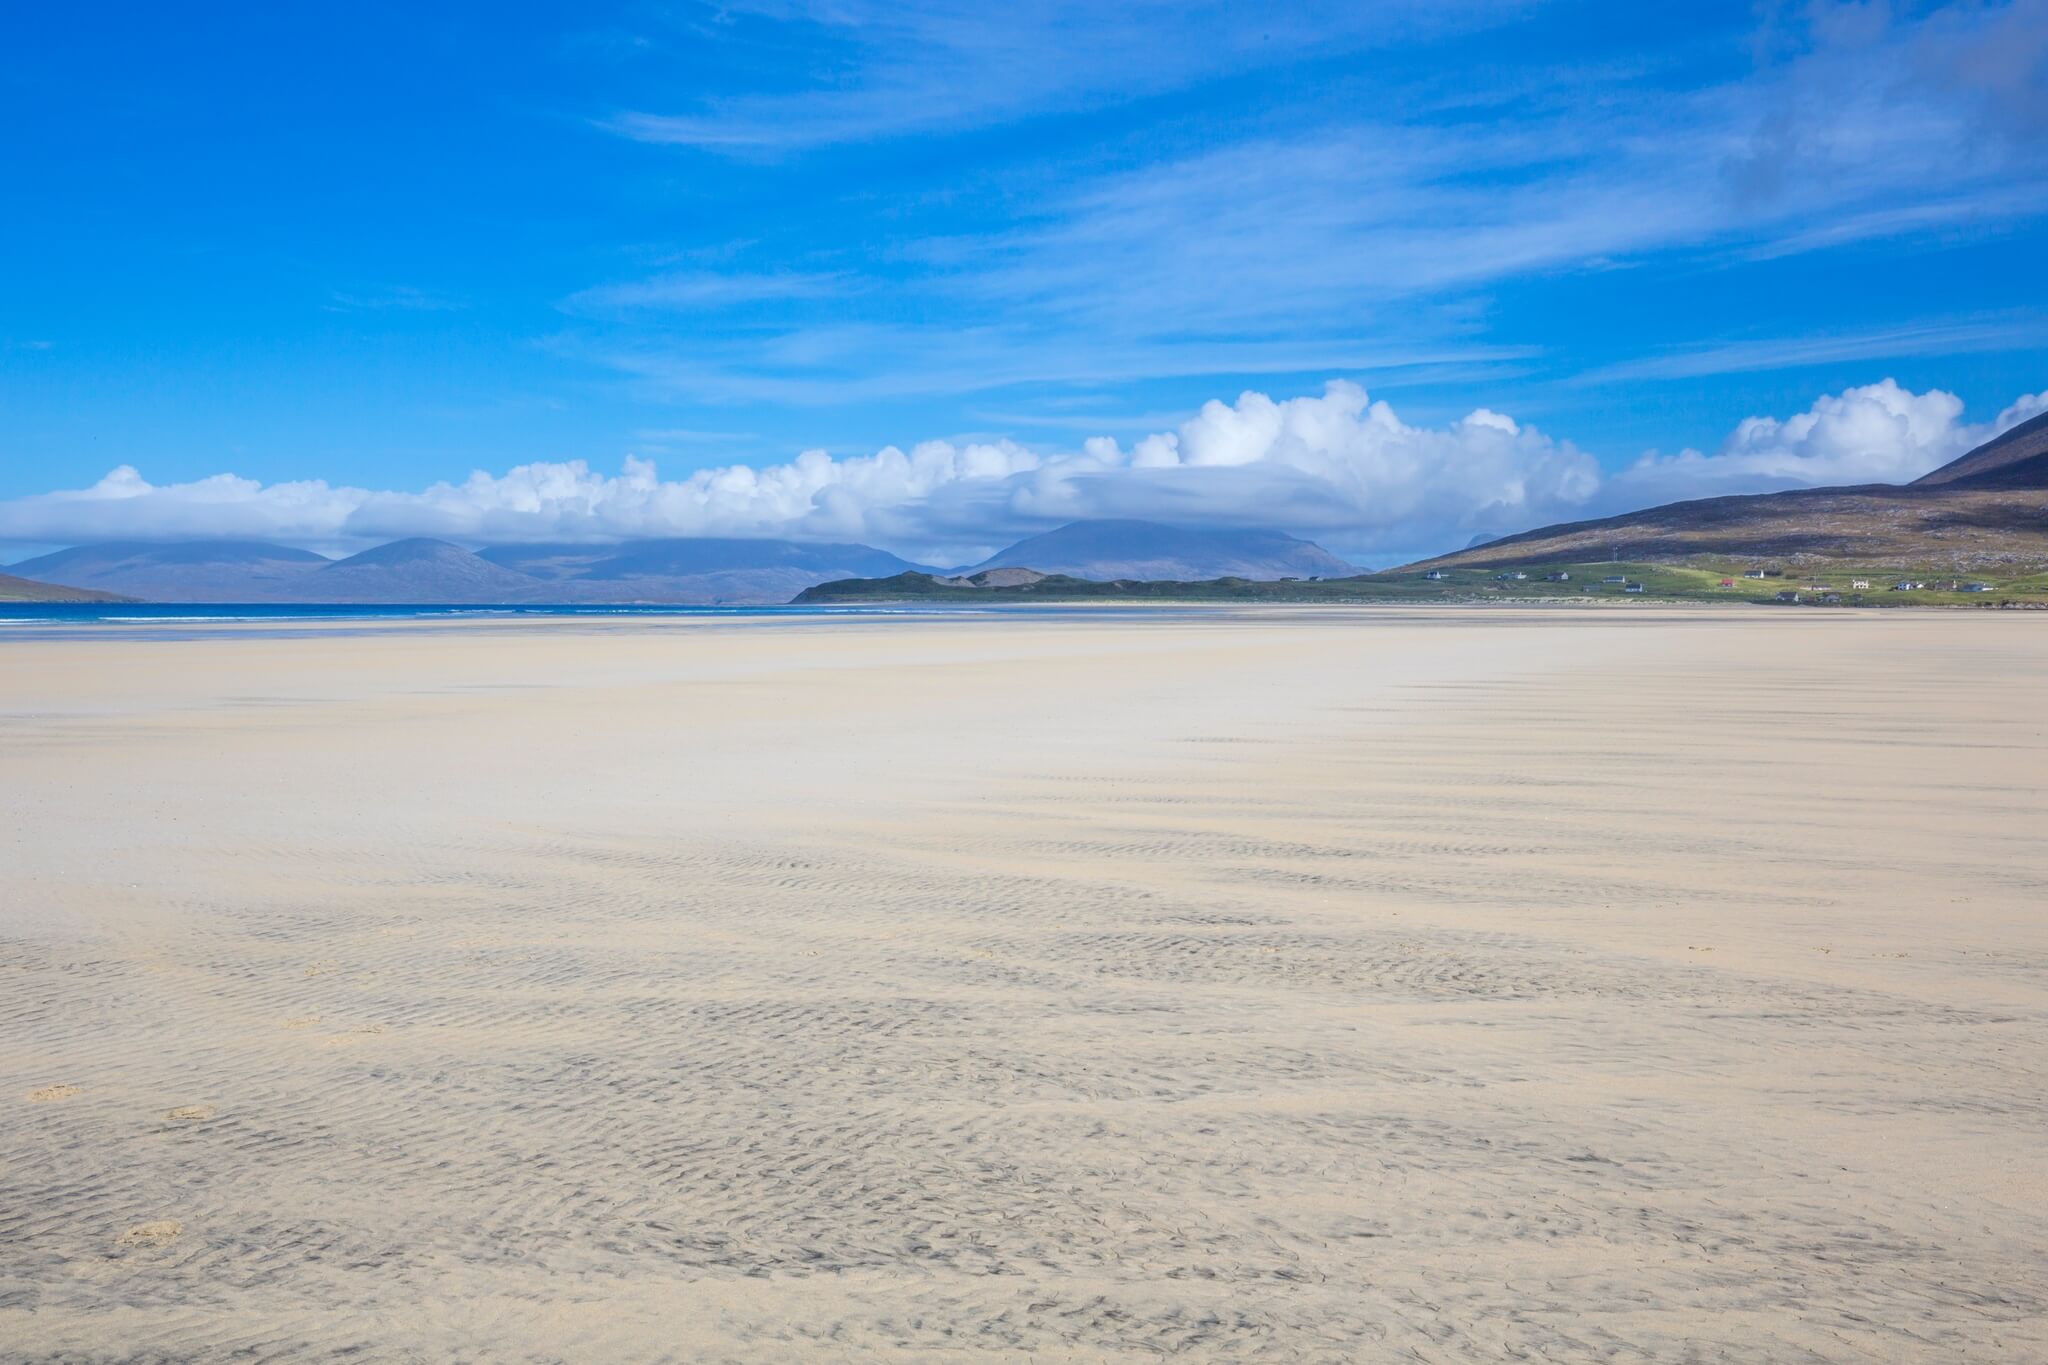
[{"x1": 2, "y1": 607, "x2": 2044, "y2": 1361}]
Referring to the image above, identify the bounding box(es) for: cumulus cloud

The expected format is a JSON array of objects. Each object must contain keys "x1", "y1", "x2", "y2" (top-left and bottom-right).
[
  {"x1": 1607, "y1": 380, "x2": 2048, "y2": 507},
  {"x1": 4, "y1": 380, "x2": 2042, "y2": 565},
  {"x1": 1041, "y1": 385, "x2": 1602, "y2": 547}
]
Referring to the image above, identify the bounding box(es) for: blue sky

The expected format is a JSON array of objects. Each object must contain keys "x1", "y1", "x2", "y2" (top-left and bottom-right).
[{"x1": 2, "y1": 1, "x2": 2045, "y2": 562}]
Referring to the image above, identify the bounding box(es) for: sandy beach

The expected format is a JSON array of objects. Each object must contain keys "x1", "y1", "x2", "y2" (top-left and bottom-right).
[{"x1": 4, "y1": 606, "x2": 2045, "y2": 1362}]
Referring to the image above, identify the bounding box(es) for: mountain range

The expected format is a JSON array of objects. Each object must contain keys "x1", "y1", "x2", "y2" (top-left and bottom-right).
[
  {"x1": 9, "y1": 540, "x2": 330, "y2": 601},
  {"x1": 3, "y1": 536, "x2": 930, "y2": 605},
  {"x1": 3, "y1": 522, "x2": 1351, "y2": 603}
]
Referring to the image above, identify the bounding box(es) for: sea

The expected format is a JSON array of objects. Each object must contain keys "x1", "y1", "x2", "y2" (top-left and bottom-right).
[{"x1": 0, "y1": 601, "x2": 1198, "y2": 641}]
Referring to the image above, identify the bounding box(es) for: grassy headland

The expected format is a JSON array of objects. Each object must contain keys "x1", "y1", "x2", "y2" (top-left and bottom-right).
[{"x1": 793, "y1": 563, "x2": 2048, "y2": 607}]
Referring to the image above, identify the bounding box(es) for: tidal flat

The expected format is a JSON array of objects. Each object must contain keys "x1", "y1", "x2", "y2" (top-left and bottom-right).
[{"x1": 4, "y1": 607, "x2": 2045, "y2": 1361}]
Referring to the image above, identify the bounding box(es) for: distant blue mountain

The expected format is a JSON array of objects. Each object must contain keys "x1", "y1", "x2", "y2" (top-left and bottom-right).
[
  {"x1": 480, "y1": 538, "x2": 929, "y2": 581},
  {"x1": 474, "y1": 538, "x2": 936, "y2": 604},
  {"x1": 7, "y1": 540, "x2": 331, "y2": 601},
  {"x1": 969, "y1": 520, "x2": 1356, "y2": 581},
  {"x1": 7, "y1": 535, "x2": 937, "y2": 604},
  {"x1": 308, "y1": 538, "x2": 541, "y2": 602},
  {"x1": 9, "y1": 525, "x2": 1363, "y2": 602}
]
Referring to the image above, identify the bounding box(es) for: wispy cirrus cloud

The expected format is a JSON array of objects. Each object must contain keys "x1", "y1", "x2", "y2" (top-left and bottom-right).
[
  {"x1": 566, "y1": 3, "x2": 2048, "y2": 406},
  {"x1": 324, "y1": 285, "x2": 469, "y2": 313},
  {"x1": 1577, "y1": 316, "x2": 2048, "y2": 384},
  {"x1": 562, "y1": 270, "x2": 853, "y2": 315},
  {"x1": 565, "y1": 324, "x2": 1537, "y2": 405},
  {"x1": 600, "y1": 1, "x2": 1532, "y2": 152},
  {"x1": 949, "y1": 5, "x2": 2048, "y2": 328}
]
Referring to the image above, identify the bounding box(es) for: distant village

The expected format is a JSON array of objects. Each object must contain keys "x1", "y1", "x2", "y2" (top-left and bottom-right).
[{"x1": 1416, "y1": 563, "x2": 2009, "y2": 605}]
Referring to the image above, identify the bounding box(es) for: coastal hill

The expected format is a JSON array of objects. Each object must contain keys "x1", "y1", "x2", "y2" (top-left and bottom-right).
[
  {"x1": 1408, "y1": 410, "x2": 2048, "y2": 574},
  {"x1": 0, "y1": 569, "x2": 132, "y2": 603},
  {"x1": 793, "y1": 570, "x2": 1266, "y2": 603},
  {"x1": 968, "y1": 520, "x2": 1356, "y2": 581}
]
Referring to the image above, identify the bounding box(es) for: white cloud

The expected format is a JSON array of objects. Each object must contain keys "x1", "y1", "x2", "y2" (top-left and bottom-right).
[
  {"x1": 1608, "y1": 379, "x2": 2048, "y2": 506},
  {"x1": 4, "y1": 380, "x2": 2041, "y2": 565},
  {"x1": 1050, "y1": 384, "x2": 1601, "y2": 546}
]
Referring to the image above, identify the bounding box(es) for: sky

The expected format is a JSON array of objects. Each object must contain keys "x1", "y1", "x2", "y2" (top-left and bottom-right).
[{"x1": 2, "y1": 0, "x2": 2046, "y2": 565}]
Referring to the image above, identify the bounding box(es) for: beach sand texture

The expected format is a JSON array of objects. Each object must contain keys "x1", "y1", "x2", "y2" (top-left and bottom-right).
[{"x1": 4, "y1": 608, "x2": 2045, "y2": 1361}]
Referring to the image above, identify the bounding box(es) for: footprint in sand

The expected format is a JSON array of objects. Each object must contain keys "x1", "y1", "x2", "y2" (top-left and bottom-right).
[
  {"x1": 115, "y1": 1220, "x2": 182, "y2": 1249},
  {"x1": 28, "y1": 1084, "x2": 80, "y2": 1103},
  {"x1": 164, "y1": 1104, "x2": 216, "y2": 1121},
  {"x1": 282, "y1": 1016, "x2": 321, "y2": 1030}
]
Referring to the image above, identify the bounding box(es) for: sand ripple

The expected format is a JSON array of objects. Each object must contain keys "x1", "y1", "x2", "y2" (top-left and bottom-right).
[{"x1": 3, "y1": 609, "x2": 2044, "y2": 1361}]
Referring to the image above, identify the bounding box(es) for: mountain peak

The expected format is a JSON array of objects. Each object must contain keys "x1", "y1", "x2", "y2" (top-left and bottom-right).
[
  {"x1": 308, "y1": 539, "x2": 541, "y2": 602},
  {"x1": 1911, "y1": 409, "x2": 2048, "y2": 490},
  {"x1": 326, "y1": 537, "x2": 473, "y2": 567}
]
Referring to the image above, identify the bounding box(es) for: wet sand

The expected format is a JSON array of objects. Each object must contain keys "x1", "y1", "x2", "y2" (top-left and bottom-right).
[{"x1": 4, "y1": 607, "x2": 2045, "y2": 1361}]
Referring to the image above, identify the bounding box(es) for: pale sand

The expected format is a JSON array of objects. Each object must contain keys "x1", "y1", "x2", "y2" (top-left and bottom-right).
[{"x1": 3, "y1": 607, "x2": 2044, "y2": 1361}]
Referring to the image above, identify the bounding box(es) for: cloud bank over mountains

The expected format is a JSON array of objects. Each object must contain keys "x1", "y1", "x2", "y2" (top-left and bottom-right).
[{"x1": 3, "y1": 380, "x2": 2041, "y2": 564}]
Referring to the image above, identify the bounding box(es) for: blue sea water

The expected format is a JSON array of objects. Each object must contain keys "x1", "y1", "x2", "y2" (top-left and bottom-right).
[{"x1": 0, "y1": 601, "x2": 1196, "y2": 641}]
